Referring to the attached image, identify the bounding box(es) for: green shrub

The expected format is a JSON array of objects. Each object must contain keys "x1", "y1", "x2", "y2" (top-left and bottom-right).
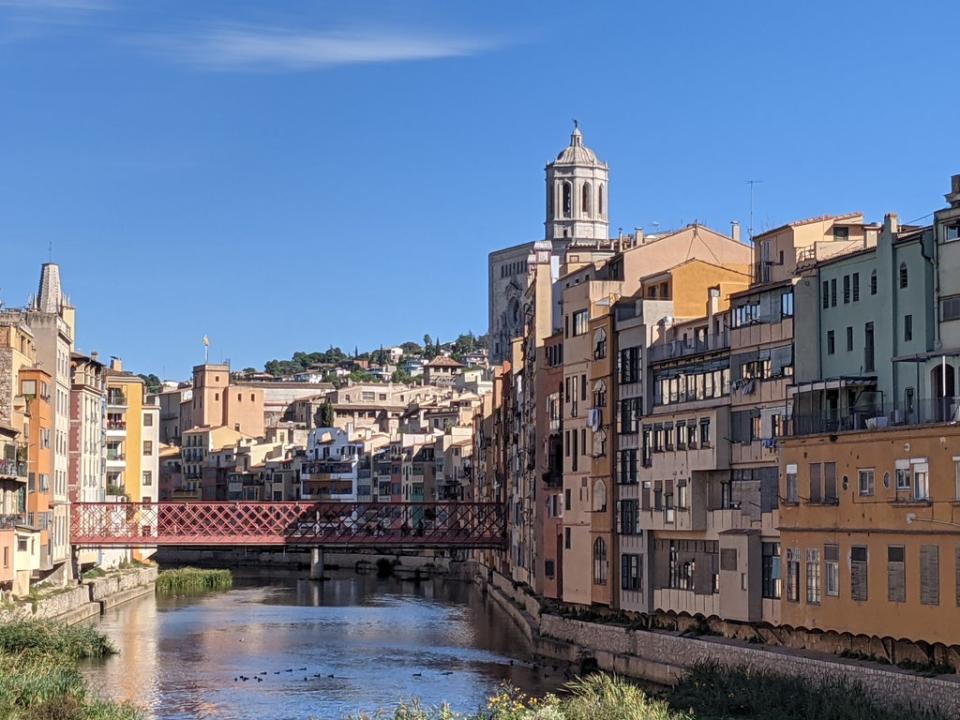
[
  {"x1": 0, "y1": 621, "x2": 115, "y2": 660},
  {"x1": 155, "y1": 568, "x2": 232, "y2": 596}
]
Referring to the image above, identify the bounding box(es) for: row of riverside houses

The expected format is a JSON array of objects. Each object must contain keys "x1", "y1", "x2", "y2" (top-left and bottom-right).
[
  {"x1": 0, "y1": 263, "x2": 158, "y2": 599},
  {"x1": 476, "y1": 125, "x2": 960, "y2": 652},
  {"x1": 155, "y1": 361, "x2": 487, "y2": 506}
]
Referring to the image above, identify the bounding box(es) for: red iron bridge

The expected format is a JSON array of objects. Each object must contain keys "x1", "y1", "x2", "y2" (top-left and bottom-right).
[{"x1": 69, "y1": 501, "x2": 506, "y2": 549}]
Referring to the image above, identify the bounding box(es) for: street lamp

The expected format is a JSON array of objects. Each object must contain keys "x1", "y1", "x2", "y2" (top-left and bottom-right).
[{"x1": 905, "y1": 512, "x2": 960, "y2": 529}]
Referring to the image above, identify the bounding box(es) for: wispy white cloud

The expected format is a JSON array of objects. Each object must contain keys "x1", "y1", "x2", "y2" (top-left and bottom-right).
[{"x1": 134, "y1": 25, "x2": 503, "y2": 71}]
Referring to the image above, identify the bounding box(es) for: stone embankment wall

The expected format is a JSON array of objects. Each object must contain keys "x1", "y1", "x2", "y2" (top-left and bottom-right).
[
  {"x1": 480, "y1": 570, "x2": 960, "y2": 717},
  {"x1": 0, "y1": 566, "x2": 157, "y2": 625}
]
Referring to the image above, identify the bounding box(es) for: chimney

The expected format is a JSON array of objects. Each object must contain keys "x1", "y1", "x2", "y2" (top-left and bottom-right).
[
  {"x1": 110, "y1": 356, "x2": 122, "y2": 372},
  {"x1": 730, "y1": 221, "x2": 741, "y2": 243},
  {"x1": 947, "y1": 174, "x2": 960, "y2": 208},
  {"x1": 90, "y1": 351, "x2": 98, "y2": 361},
  {"x1": 634, "y1": 227, "x2": 644, "y2": 247},
  {"x1": 884, "y1": 212, "x2": 899, "y2": 236}
]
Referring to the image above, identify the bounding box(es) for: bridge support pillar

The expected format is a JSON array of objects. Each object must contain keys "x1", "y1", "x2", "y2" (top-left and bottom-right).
[{"x1": 309, "y1": 548, "x2": 324, "y2": 580}]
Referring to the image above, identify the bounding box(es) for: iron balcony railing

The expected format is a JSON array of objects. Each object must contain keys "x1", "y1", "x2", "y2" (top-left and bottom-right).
[
  {"x1": 648, "y1": 332, "x2": 729, "y2": 362},
  {"x1": 791, "y1": 396, "x2": 960, "y2": 436},
  {"x1": 0, "y1": 460, "x2": 27, "y2": 478}
]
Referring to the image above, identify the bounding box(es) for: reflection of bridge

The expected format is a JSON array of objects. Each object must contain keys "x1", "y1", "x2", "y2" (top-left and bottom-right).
[{"x1": 70, "y1": 501, "x2": 506, "y2": 549}]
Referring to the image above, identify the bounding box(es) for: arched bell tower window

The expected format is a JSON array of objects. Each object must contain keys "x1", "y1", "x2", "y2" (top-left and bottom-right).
[
  {"x1": 582, "y1": 182, "x2": 592, "y2": 217},
  {"x1": 598, "y1": 184, "x2": 604, "y2": 217},
  {"x1": 562, "y1": 182, "x2": 572, "y2": 218}
]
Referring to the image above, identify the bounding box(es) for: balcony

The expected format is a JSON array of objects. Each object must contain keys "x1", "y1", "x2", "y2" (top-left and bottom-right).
[
  {"x1": 0, "y1": 513, "x2": 27, "y2": 529},
  {"x1": 790, "y1": 397, "x2": 960, "y2": 436},
  {"x1": 106, "y1": 392, "x2": 127, "y2": 408},
  {"x1": 648, "y1": 332, "x2": 729, "y2": 363},
  {"x1": 0, "y1": 460, "x2": 27, "y2": 480},
  {"x1": 105, "y1": 420, "x2": 127, "y2": 436}
]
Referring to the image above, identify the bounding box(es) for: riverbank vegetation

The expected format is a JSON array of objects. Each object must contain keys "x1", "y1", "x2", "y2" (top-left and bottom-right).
[
  {"x1": 0, "y1": 620, "x2": 140, "y2": 720},
  {"x1": 155, "y1": 567, "x2": 233, "y2": 596},
  {"x1": 348, "y1": 664, "x2": 951, "y2": 720}
]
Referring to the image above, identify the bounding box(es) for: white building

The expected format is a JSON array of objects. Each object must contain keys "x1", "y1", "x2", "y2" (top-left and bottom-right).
[{"x1": 300, "y1": 427, "x2": 361, "y2": 501}]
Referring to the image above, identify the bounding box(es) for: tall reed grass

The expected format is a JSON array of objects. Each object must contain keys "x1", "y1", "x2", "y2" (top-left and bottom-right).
[{"x1": 155, "y1": 567, "x2": 233, "y2": 596}]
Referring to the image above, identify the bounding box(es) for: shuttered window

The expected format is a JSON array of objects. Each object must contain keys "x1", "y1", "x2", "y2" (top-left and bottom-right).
[
  {"x1": 809, "y1": 463, "x2": 822, "y2": 503},
  {"x1": 887, "y1": 545, "x2": 906, "y2": 603},
  {"x1": 721, "y1": 548, "x2": 738, "y2": 572},
  {"x1": 806, "y1": 548, "x2": 821, "y2": 604},
  {"x1": 851, "y1": 546, "x2": 868, "y2": 601},
  {"x1": 955, "y1": 546, "x2": 960, "y2": 607},
  {"x1": 824, "y1": 462, "x2": 837, "y2": 502},
  {"x1": 920, "y1": 545, "x2": 940, "y2": 606},
  {"x1": 825, "y1": 544, "x2": 839, "y2": 596}
]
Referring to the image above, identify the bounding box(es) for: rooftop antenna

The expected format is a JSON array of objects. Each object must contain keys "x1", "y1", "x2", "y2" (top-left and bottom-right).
[{"x1": 746, "y1": 179, "x2": 763, "y2": 241}]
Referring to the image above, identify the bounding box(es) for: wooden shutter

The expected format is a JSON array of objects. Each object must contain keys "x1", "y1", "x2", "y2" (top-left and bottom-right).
[
  {"x1": 641, "y1": 483, "x2": 651, "y2": 511},
  {"x1": 721, "y1": 548, "x2": 739, "y2": 572},
  {"x1": 955, "y1": 546, "x2": 960, "y2": 607},
  {"x1": 809, "y1": 463, "x2": 822, "y2": 503},
  {"x1": 851, "y1": 546, "x2": 868, "y2": 601},
  {"x1": 887, "y1": 546, "x2": 905, "y2": 603},
  {"x1": 824, "y1": 462, "x2": 837, "y2": 502},
  {"x1": 920, "y1": 545, "x2": 940, "y2": 606}
]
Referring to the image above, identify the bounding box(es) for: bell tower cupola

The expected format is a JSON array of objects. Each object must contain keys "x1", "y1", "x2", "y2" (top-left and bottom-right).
[{"x1": 545, "y1": 121, "x2": 609, "y2": 242}]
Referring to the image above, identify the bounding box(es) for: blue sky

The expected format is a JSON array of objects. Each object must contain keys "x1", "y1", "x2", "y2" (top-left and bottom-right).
[{"x1": 1, "y1": 0, "x2": 958, "y2": 380}]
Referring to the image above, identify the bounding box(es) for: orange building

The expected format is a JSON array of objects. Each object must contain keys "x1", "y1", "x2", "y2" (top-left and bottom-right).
[
  {"x1": 780, "y1": 425, "x2": 960, "y2": 645},
  {"x1": 20, "y1": 367, "x2": 53, "y2": 575}
]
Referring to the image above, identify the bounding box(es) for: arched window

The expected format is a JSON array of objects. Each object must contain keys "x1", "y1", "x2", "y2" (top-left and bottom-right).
[
  {"x1": 593, "y1": 479, "x2": 607, "y2": 512},
  {"x1": 592, "y1": 379, "x2": 607, "y2": 409},
  {"x1": 598, "y1": 184, "x2": 604, "y2": 216},
  {"x1": 582, "y1": 182, "x2": 592, "y2": 217},
  {"x1": 593, "y1": 328, "x2": 607, "y2": 360},
  {"x1": 870, "y1": 269, "x2": 878, "y2": 295},
  {"x1": 562, "y1": 182, "x2": 572, "y2": 218},
  {"x1": 593, "y1": 537, "x2": 607, "y2": 585},
  {"x1": 899, "y1": 262, "x2": 908, "y2": 289}
]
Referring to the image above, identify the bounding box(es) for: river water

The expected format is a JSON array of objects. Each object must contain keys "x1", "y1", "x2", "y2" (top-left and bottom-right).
[{"x1": 81, "y1": 573, "x2": 564, "y2": 720}]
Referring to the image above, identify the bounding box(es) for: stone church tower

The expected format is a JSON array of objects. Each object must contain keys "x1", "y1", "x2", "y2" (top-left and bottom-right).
[{"x1": 487, "y1": 124, "x2": 609, "y2": 364}]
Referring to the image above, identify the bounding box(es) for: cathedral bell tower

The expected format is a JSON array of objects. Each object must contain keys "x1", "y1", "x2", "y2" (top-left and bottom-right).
[{"x1": 545, "y1": 121, "x2": 609, "y2": 242}]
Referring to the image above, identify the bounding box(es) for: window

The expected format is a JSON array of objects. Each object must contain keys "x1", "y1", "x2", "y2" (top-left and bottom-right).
[
  {"x1": 864, "y1": 322, "x2": 875, "y2": 372},
  {"x1": 834, "y1": 226, "x2": 849, "y2": 241},
  {"x1": 564, "y1": 527, "x2": 571, "y2": 549},
  {"x1": 676, "y1": 421, "x2": 686, "y2": 450},
  {"x1": 955, "y1": 458, "x2": 960, "y2": 501},
  {"x1": 896, "y1": 460, "x2": 911, "y2": 490},
  {"x1": 581, "y1": 374, "x2": 587, "y2": 402},
  {"x1": 619, "y1": 347, "x2": 640, "y2": 383},
  {"x1": 822, "y1": 281, "x2": 829, "y2": 310},
  {"x1": 914, "y1": 462, "x2": 930, "y2": 501},
  {"x1": 598, "y1": 184, "x2": 604, "y2": 216},
  {"x1": 785, "y1": 464, "x2": 798, "y2": 503},
  {"x1": 870, "y1": 269, "x2": 878, "y2": 295},
  {"x1": 846, "y1": 326, "x2": 853, "y2": 352},
  {"x1": 920, "y1": 545, "x2": 940, "y2": 606},
  {"x1": 781, "y1": 290, "x2": 794, "y2": 317},
  {"x1": 843, "y1": 275, "x2": 850, "y2": 304},
  {"x1": 904, "y1": 314, "x2": 913, "y2": 342},
  {"x1": 581, "y1": 182, "x2": 591, "y2": 216},
  {"x1": 618, "y1": 499, "x2": 640, "y2": 535},
  {"x1": 593, "y1": 328, "x2": 607, "y2": 359},
  {"x1": 806, "y1": 548, "x2": 821, "y2": 604},
  {"x1": 593, "y1": 380, "x2": 607, "y2": 408},
  {"x1": 824, "y1": 462, "x2": 837, "y2": 502},
  {"x1": 617, "y1": 449, "x2": 637, "y2": 485},
  {"x1": 593, "y1": 537, "x2": 607, "y2": 585},
  {"x1": 786, "y1": 548, "x2": 800, "y2": 601},
  {"x1": 852, "y1": 272, "x2": 860, "y2": 301},
  {"x1": 830, "y1": 278, "x2": 837, "y2": 307},
  {"x1": 572, "y1": 309, "x2": 589, "y2": 336},
  {"x1": 564, "y1": 488, "x2": 571, "y2": 512},
  {"x1": 621, "y1": 554, "x2": 642, "y2": 591},
  {"x1": 851, "y1": 546, "x2": 868, "y2": 601},
  {"x1": 858, "y1": 468, "x2": 875, "y2": 496},
  {"x1": 544, "y1": 560, "x2": 555, "y2": 579},
  {"x1": 142, "y1": 471, "x2": 153, "y2": 487},
  {"x1": 143, "y1": 413, "x2": 153, "y2": 427},
  {"x1": 562, "y1": 182, "x2": 572, "y2": 217},
  {"x1": 825, "y1": 544, "x2": 839, "y2": 597},
  {"x1": 826, "y1": 330, "x2": 835, "y2": 355},
  {"x1": 809, "y1": 463, "x2": 822, "y2": 503},
  {"x1": 946, "y1": 222, "x2": 960, "y2": 242},
  {"x1": 699, "y1": 418, "x2": 711, "y2": 447},
  {"x1": 592, "y1": 479, "x2": 607, "y2": 512},
  {"x1": 143, "y1": 441, "x2": 153, "y2": 456},
  {"x1": 887, "y1": 545, "x2": 906, "y2": 603},
  {"x1": 942, "y1": 296, "x2": 960, "y2": 322},
  {"x1": 564, "y1": 430, "x2": 570, "y2": 457},
  {"x1": 618, "y1": 398, "x2": 640, "y2": 435},
  {"x1": 762, "y1": 543, "x2": 781, "y2": 599},
  {"x1": 899, "y1": 262, "x2": 909, "y2": 289}
]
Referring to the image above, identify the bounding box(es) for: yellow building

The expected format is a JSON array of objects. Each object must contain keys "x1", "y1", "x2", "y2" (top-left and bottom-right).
[{"x1": 780, "y1": 425, "x2": 960, "y2": 645}]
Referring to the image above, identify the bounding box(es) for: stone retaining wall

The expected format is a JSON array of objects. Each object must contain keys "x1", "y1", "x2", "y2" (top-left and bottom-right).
[
  {"x1": 0, "y1": 566, "x2": 158, "y2": 625},
  {"x1": 482, "y1": 570, "x2": 960, "y2": 717}
]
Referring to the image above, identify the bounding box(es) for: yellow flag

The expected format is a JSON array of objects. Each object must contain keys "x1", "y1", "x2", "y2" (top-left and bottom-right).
[{"x1": 202, "y1": 335, "x2": 209, "y2": 347}]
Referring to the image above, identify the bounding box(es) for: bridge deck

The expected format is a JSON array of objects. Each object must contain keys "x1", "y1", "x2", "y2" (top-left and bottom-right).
[{"x1": 70, "y1": 501, "x2": 506, "y2": 549}]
